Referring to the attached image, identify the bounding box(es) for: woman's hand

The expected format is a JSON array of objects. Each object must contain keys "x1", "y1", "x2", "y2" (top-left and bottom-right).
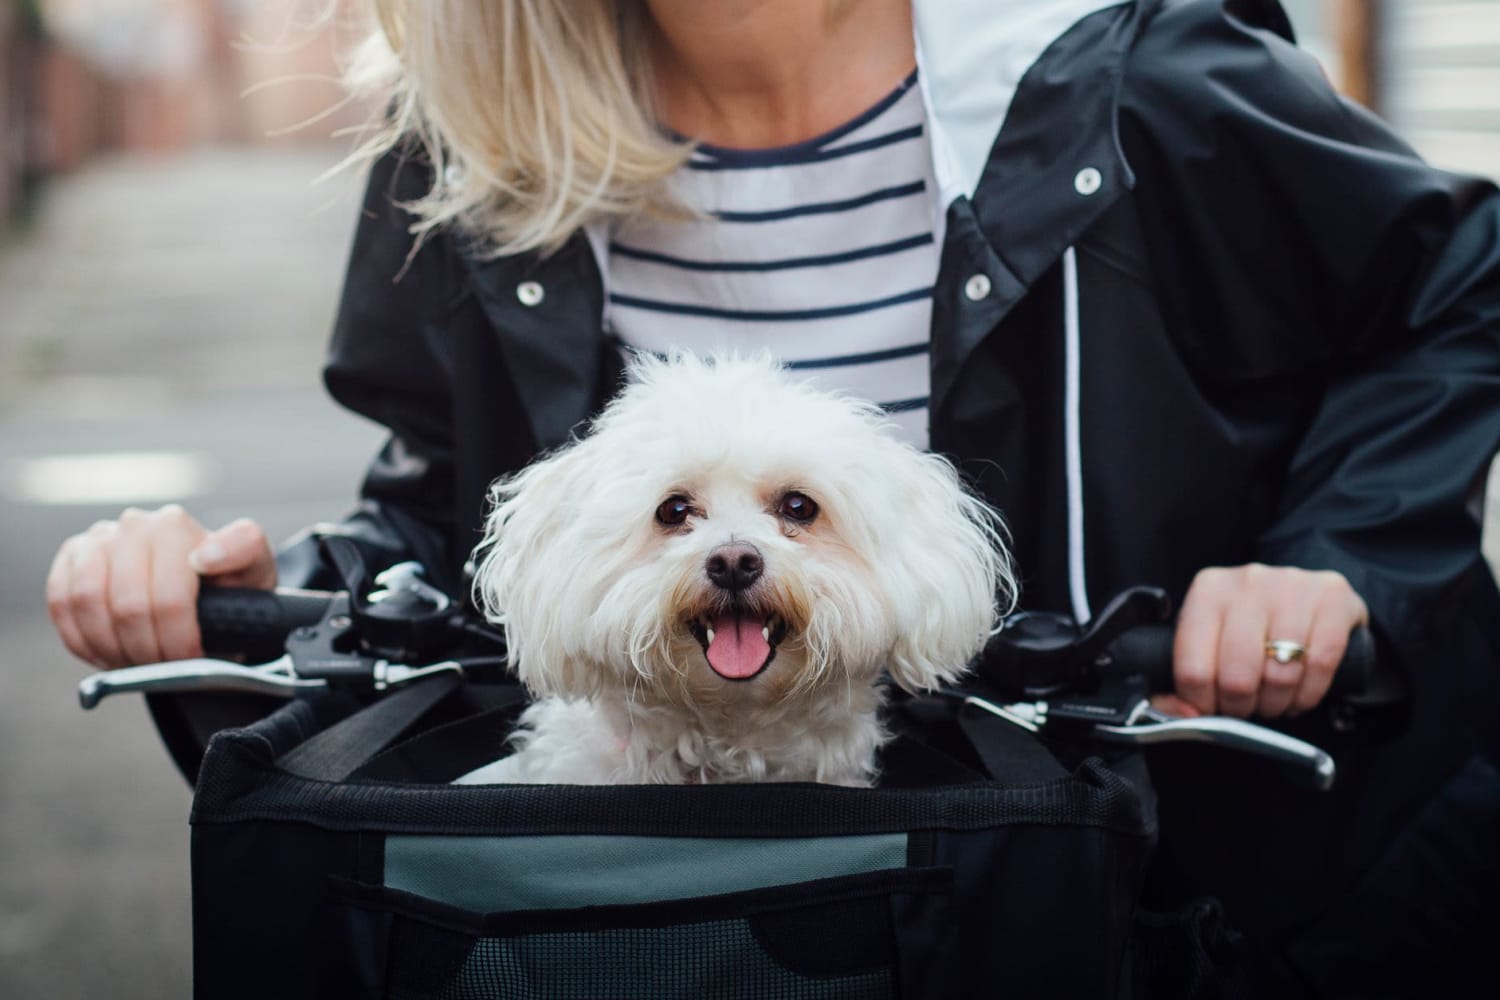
[
  {"x1": 46, "y1": 506, "x2": 276, "y2": 669},
  {"x1": 1154, "y1": 563, "x2": 1369, "y2": 719}
]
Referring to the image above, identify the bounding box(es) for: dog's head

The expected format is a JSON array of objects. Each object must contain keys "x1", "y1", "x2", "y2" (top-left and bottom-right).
[{"x1": 473, "y1": 354, "x2": 1014, "y2": 717}]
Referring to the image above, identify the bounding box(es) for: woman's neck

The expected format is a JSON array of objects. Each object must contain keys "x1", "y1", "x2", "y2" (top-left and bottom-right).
[{"x1": 645, "y1": 0, "x2": 915, "y2": 149}]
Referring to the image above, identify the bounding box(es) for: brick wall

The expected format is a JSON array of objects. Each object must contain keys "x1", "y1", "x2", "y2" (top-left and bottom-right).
[{"x1": 23, "y1": 0, "x2": 372, "y2": 162}]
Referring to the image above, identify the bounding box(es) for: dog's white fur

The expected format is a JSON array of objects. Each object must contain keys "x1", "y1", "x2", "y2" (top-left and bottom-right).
[{"x1": 454, "y1": 355, "x2": 1014, "y2": 787}]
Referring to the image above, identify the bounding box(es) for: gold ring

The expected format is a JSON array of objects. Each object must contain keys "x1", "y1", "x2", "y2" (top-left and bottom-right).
[{"x1": 1265, "y1": 639, "x2": 1306, "y2": 664}]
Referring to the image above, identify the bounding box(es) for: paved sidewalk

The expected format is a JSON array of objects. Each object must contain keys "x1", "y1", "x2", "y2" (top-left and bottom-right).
[
  {"x1": 0, "y1": 146, "x2": 383, "y2": 1000},
  {"x1": 0, "y1": 146, "x2": 364, "y2": 409}
]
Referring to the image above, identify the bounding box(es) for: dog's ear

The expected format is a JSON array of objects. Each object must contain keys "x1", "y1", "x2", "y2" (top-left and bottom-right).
[
  {"x1": 880, "y1": 453, "x2": 1015, "y2": 694},
  {"x1": 471, "y1": 440, "x2": 600, "y2": 699}
]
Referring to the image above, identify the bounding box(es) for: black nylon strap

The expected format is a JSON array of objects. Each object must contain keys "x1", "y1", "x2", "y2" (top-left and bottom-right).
[
  {"x1": 268, "y1": 681, "x2": 1065, "y2": 789},
  {"x1": 350, "y1": 688, "x2": 530, "y2": 783},
  {"x1": 956, "y1": 702, "x2": 1069, "y2": 784},
  {"x1": 276, "y1": 673, "x2": 462, "y2": 782}
]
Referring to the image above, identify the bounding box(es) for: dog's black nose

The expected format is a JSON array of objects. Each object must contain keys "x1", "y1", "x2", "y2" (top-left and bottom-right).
[{"x1": 705, "y1": 543, "x2": 764, "y2": 592}]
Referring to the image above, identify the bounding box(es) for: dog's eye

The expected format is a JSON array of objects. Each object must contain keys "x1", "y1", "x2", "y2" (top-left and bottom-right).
[
  {"x1": 777, "y1": 492, "x2": 819, "y2": 524},
  {"x1": 656, "y1": 495, "x2": 694, "y2": 527}
]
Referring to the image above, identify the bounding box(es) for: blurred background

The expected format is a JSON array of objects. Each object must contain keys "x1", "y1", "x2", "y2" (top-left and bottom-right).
[
  {"x1": 0, "y1": 3, "x2": 383, "y2": 998},
  {"x1": 0, "y1": 1, "x2": 1497, "y2": 997}
]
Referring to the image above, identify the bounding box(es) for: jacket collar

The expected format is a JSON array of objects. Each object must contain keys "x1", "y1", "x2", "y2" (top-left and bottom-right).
[
  {"x1": 463, "y1": 0, "x2": 1160, "y2": 448},
  {"x1": 926, "y1": 0, "x2": 1158, "y2": 416},
  {"x1": 913, "y1": 0, "x2": 1136, "y2": 207},
  {"x1": 461, "y1": 234, "x2": 607, "y2": 451}
]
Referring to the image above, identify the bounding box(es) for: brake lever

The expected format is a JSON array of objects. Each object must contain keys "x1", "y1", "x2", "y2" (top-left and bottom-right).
[
  {"x1": 1090, "y1": 705, "x2": 1336, "y2": 792},
  {"x1": 963, "y1": 693, "x2": 1337, "y2": 791},
  {"x1": 77, "y1": 655, "x2": 467, "y2": 709},
  {"x1": 78, "y1": 655, "x2": 323, "y2": 709}
]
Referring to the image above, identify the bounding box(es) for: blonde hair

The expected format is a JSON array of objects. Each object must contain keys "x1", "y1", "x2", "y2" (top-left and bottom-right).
[{"x1": 345, "y1": 1, "x2": 690, "y2": 257}]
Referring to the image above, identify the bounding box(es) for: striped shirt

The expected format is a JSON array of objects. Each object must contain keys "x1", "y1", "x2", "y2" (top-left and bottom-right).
[{"x1": 607, "y1": 71, "x2": 939, "y2": 447}]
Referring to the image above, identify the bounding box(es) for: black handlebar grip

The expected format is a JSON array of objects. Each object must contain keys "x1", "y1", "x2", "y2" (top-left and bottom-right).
[
  {"x1": 1108, "y1": 624, "x2": 1400, "y2": 709},
  {"x1": 196, "y1": 587, "x2": 335, "y2": 663}
]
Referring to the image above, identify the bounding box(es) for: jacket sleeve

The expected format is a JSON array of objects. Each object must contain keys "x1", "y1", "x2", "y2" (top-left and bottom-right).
[
  {"x1": 277, "y1": 146, "x2": 469, "y2": 595},
  {"x1": 1117, "y1": 0, "x2": 1500, "y2": 663},
  {"x1": 149, "y1": 150, "x2": 474, "y2": 784}
]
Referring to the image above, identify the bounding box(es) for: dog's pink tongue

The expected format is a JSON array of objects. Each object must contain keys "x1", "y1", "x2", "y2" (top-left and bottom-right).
[{"x1": 706, "y1": 613, "x2": 771, "y2": 679}]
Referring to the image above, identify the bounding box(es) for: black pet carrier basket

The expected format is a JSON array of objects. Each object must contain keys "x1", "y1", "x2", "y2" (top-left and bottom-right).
[{"x1": 186, "y1": 673, "x2": 1159, "y2": 1000}]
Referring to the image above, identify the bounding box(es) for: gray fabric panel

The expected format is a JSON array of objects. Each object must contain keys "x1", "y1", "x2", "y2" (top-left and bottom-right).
[
  {"x1": 385, "y1": 833, "x2": 908, "y2": 913},
  {"x1": 436, "y1": 919, "x2": 895, "y2": 999}
]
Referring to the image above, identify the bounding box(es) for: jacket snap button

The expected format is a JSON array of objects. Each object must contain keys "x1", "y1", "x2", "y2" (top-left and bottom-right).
[
  {"x1": 1074, "y1": 167, "x2": 1103, "y2": 196},
  {"x1": 964, "y1": 273, "x2": 992, "y2": 301},
  {"x1": 516, "y1": 281, "x2": 545, "y2": 307}
]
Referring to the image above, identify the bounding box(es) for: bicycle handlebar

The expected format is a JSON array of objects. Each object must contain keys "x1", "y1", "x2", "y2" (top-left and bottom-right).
[
  {"x1": 197, "y1": 587, "x2": 335, "y2": 662},
  {"x1": 87, "y1": 584, "x2": 1395, "y2": 789},
  {"x1": 1106, "y1": 623, "x2": 1396, "y2": 708},
  {"x1": 199, "y1": 587, "x2": 1400, "y2": 712}
]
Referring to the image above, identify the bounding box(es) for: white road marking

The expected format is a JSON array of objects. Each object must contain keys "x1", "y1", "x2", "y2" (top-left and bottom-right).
[{"x1": 2, "y1": 452, "x2": 217, "y2": 505}]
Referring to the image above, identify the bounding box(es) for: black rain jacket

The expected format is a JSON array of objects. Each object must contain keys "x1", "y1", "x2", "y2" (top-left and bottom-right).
[{"x1": 168, "y1": 0, "x2": 1500, "y2": 992}]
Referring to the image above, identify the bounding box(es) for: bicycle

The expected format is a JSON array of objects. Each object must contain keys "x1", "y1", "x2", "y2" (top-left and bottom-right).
[{"x1": 79, "y1": 536, "x2": 1400, "y2": 999}]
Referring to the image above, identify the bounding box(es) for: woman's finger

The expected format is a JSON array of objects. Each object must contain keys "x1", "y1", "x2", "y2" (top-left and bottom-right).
[
  {"x1": 1256, "y1": 581, "x2": 1316, "y2": 718},
  {"x1": 1290, "y1": 578, "x2": 1366, "y2": 714},
  {"x1": 190, "y1": 518, "x2": 277, "y2": 590},
  {"x1": 1147, "y1": 693, "x2": 1203, "y2": 718},
  {"x1": 107, "y1": 511, "x2": 165, "y2": 665},
  {"x1": 47, "y1": 537, "x2": 97, "y2": 666},
  {"x1": 150, "y1": 507, "x2": 206, "y2": 661},
  {"x1": 1215, "y1": 569, "x2": 1270, "y2": 718},
  {"x1": 1174, "y1": 569, "x2": 1230, "y2": 714},
  {"x1": 68, "y1": 525, "x2": 127, "y2": 669}
]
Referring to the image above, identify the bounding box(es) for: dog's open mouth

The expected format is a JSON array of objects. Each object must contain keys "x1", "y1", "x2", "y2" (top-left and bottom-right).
[{"x1": 688, "y1": 611, "x2": 789, "y2": 681}]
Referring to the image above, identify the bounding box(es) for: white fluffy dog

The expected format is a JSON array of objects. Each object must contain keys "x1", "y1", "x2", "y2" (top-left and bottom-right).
[{"x1": 454, "y1": 355, "x2": 1013, "y2": 787}]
